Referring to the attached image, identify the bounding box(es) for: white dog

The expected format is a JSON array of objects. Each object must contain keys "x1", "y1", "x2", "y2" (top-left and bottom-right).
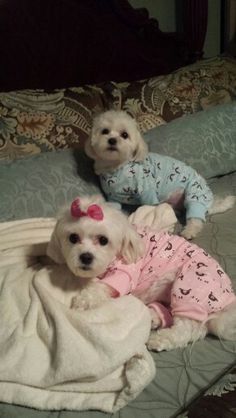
[
  {"x1": 85, "y1": 110, "x2": 235, "y2": 239},
  {"x1": 47, "y1": 195, "x2": 236, "y2": 352}
]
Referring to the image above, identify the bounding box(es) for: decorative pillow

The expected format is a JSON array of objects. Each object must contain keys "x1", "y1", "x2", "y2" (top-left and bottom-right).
[
  {"x1": 108, "y1": 56, "x2": 236, "y2": 133},
  {"x1": 0, "y1": 149, "x2": 101, "y2": 221},
  {"x1": 143, "y1": 102, "x2": 236, "y2": 179},
  {"x1": 0, "y1": 86, "x2": 109, "y2": 161},
  {"x1": 2, "y1": 56, "x2": 236, "y2": 162}
]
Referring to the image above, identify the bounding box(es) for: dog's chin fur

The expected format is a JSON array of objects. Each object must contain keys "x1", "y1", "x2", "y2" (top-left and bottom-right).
[
  {"x1": 85, "y1": 110, "x2": 148, "y2": 174},
  {"x1": 66, "y1": 263, "x2": 101, "y2": 280}
]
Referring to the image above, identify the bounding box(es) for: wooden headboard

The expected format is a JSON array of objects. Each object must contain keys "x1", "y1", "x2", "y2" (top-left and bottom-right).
[{"x1": 0, "y1": 0, "x2": 208, "y2": 91}]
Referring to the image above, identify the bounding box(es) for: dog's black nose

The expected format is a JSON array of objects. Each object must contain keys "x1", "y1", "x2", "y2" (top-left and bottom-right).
[
  {"x1": 108, "y1": 137, "x2": 117, "y2": 146},
  {"x1": 80, "y1": 252, "x2": 94, "y2": 265}
]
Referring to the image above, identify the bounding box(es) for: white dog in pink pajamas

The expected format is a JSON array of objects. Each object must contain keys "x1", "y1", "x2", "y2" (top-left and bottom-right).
[{"x1": 47, "y1": 195, "x2": 236, "y2": 351}]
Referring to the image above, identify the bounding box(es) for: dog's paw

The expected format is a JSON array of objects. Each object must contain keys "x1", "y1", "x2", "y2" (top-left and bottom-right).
[
  {"x1": 180, "y1": 227, "x2": 197, "y2": 240},
  {"x1": 71, "y1": 295, "x2": 91, "y2": 310},
  {"x1": 180, "y1": 218, "x2": 203, "y2": 240},
  {"x1": 147, "y1": 330, "x2": 177, "y2": 351},
  {"x1": 147, "y1": 326, "x2": 187, "y2": 351},
  {"x1": 71, "y1": 283, "x2": 111, "y2": 311}
]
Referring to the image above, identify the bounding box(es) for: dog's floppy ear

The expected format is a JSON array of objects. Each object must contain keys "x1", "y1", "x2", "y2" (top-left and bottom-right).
[
  {"x1": 47, "y1": 224, "x2": 65, "y2": 264},
  {"x1": 132, "y1": 131, "x2": 148, "y2": 162},
  {"x1": 120, "y1": 224, "x2": 144, "y2": 264},
  {"x1": 85, "y1": 136, "x2": 98, "y2": 160}
]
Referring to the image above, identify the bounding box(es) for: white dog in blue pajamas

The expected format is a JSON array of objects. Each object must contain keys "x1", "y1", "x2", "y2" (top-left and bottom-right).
[{"x1": 85, "y1": 110, "x2": 235, "y2": 239}]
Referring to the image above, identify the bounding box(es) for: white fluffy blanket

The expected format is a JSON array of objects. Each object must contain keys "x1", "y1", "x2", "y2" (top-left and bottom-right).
[{"x1": 0, "y1": 204, "x2": 177, "y2": 412}]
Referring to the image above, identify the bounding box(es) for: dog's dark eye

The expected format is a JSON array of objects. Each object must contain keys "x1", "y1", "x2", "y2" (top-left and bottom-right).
[
  {"x1": 121, "y1": 131, "x2": 128, "y2": 139},
  {"x1": 101, "y1": 128, "x2": 109, "y2": 135},
  {"x1": 98, "y1": 235, "x2": 109, "y2": 246},
  {"x1": 69, "y1": 233, "x2": 80, "y2": 244}
]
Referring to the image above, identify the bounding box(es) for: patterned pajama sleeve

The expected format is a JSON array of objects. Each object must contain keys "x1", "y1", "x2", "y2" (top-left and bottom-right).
[{"x1": 184, "y1": 174, "x2": 213, "y2": 221}]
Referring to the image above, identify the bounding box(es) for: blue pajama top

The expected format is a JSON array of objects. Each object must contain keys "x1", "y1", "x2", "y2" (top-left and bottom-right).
[{"x1": 99, "y1": 153, "x2": 213, "y2": 221}]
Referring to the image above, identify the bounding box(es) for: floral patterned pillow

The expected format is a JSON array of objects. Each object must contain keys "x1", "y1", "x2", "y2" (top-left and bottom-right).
[
  {"x1": 0, "y1": 85, "x2": 108, "y2": 160},
  {"x1": 107, "y1": 56, "x2": 236, "y2": 133},
  {"x1": 1, "y1": 56, "x2": 236, "y2": 161}
]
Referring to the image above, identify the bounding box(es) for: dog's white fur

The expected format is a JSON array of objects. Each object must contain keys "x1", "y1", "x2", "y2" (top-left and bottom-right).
[
  {"x1": 85, "y1": 110, "x2": 235, "y2": 239},
  {"x1": 47, "y1": 195, "x2": 236, "y2": 351}
]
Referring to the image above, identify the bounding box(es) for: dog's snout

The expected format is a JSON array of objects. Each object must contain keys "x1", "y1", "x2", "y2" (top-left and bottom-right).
[
  {"x1": 108, "y1": 137, "x2": 117, "y2": 146},
  {"x1": 80, "y1": 252, "x2": 94, "y2": 265}
]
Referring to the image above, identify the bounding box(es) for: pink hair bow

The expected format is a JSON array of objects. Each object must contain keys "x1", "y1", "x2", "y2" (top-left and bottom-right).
[{"x1": 70, "y1": 198, "x2": 104, "y2": 221}]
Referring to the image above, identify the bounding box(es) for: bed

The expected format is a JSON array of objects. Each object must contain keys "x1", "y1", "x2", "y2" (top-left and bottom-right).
[{"x1": 0, "y1": 0, "x2": 236, "y2": 417}]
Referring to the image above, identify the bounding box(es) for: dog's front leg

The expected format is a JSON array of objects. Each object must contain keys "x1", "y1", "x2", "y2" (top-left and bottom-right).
[
  {"x1": 71, "y1": 282, "x2": 112, "y2": 310},
  {"x1": 147, "y1": 316, "x2": 207, "y2": 351},
  {"x1": 180, "y1": 218, "x2": 203, "y2": 240}
]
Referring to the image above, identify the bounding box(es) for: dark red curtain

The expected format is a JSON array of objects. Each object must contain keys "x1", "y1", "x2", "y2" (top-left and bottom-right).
[{"x1": 182, "y1": 0, "x2": 208, "y2": 61}]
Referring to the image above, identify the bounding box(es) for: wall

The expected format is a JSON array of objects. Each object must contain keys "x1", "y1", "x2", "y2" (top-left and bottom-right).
[
  {"x1": 225, "y1": 0, "x2": 236, "y2": 55},
  {"x1": 129, "y1": 0, "x2": 221, "y2": 57},
  {"x1": 204, "y1": 0, "x2": 221, "y2": 57}
]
